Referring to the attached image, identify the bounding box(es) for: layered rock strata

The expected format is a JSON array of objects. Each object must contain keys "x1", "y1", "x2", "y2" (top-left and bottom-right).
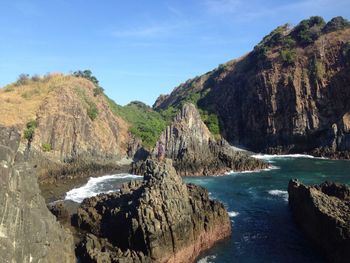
[
  {"x1": 151, "y1": 103, "x2": 268, "y2": 176},
  {"x1": 288, "y1": 179, "x2": 350, "y2": 263},
  {"x1": 75, "y1": 159, "x2": 231, "y2": 263},
  {"x1": 0, "y1": 125, "x2": 75, "y2": 263},
  {"x1": 154, "y1": 17, "x2": 350, "y2": 158}
]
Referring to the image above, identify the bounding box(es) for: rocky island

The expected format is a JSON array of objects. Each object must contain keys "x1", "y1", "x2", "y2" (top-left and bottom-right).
[
  {"x1": 75, "y1": 159, "x2": 231, "y2": 263},
  {"x1": 288, "y1": 180, "x2": 350, "y2": 263}
]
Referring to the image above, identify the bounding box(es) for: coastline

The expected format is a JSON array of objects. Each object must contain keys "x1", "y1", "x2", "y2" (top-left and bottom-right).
[{"x1": 40, "y1": 163, "x2": 131, "y2": 203}]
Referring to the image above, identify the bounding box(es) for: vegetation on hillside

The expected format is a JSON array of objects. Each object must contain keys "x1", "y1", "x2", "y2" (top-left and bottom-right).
[
  {"x1": 23, "y1": 120, "x2": 38, "y2": 142},
  {"x1": 73, "y1": 70, "x2": 104, "y2": 97},
  {"x1": 105, "y1": 98, "x2": 170, "y2": 149}
]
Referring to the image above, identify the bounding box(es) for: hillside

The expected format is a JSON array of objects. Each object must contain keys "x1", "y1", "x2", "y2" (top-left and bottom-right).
[
  {"x1": 154, "y1": 16, "x2": 350, "y2": 158},
  {"x1": 0, "y1": 73, "x2": 134, "y2": 180}
]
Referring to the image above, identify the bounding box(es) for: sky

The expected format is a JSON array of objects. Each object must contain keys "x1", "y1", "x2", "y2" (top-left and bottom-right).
[{"x1": 0, "y1": 0, "x2": 349, "y2": 106}]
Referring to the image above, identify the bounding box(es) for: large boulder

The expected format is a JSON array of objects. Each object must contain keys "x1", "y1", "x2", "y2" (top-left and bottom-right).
[
  {"x1": 288, "y1": 179, "x2": 350, "y2": 263},
  {"x1": 75, "y1": 159, "x2": 231, "y2": 263}
]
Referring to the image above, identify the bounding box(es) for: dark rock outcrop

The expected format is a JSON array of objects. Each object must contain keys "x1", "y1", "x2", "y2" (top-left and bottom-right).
[
  {"x1": 150, "y1": 103, "x2": 268, "y2": 176},
  {"x1": 154, "y1": 17, "x2": 350, "y2": 158},
  {"x1": 288, "y1": 179, "x2": 350, "y2": 263},
  {"x1": 0, "y1": 125, "x2": 75, "y2": 262},
  {"x1": 75, "y1": 159, "x2": 231, "y2": 263}
]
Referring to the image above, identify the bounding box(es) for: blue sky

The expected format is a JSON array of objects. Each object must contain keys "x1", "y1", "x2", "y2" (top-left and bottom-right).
[{"x1": 1, "y1": 0, "x2": 349, "y2": 105}]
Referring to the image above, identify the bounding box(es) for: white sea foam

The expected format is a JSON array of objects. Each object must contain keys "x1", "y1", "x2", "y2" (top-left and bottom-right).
[
  {"x1": 225, "y1": 165, "x2": 280, "y2": 175},
  {"x1": 197, "y1": 254, "x2": 217, "y2": 263},
  {"x1": 65, "y1": 174, "x2": 142, "y2": 203},
  {"x1": 252, "y1": 154, "x2": 319, "y2": 161},
  {"x1": 228, "y1": 211, "x2": 240, "y2": 217},
  {"x1": 268, "y1": 189, "x2": 289, "y2": 202}
]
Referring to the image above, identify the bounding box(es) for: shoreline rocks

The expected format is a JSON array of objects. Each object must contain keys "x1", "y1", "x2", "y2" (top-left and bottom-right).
[
  {"x1": 288, "y1": 179, "x2": 350, "y2": 263},
  {"x1": 149, "y1": 103, "x2": 268, "y2": 176},
  {"x1": 75, "y1": 159, "x2": 231, "y2": 263},
  {"x1": 0, "y1": 125, "x2": 75, "y2": 263}
]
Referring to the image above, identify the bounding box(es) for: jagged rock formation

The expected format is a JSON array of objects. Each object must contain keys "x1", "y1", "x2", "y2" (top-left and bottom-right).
[
  {"x1": 0, "y1": 125, "x2": 75, "y2": 262},
  {"x1": 75, "y1": 159, "x2": 231, "y2": 263},
  {"x1": 288, "y1": 179, "x2": 350, "y2": 263},
  {"x1": 150, "y1": 103, "x2": 268, "y2": 176},
  {"x1": 0, "y1": 74, "x2": 130, "y2": 181},
  {"x1": 154, "y1": 16, "x2": 350, "y2": 158}
]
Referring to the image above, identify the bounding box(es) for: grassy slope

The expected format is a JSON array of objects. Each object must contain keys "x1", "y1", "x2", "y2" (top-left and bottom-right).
[{"x1": 0, "y1": 73, "x2": 177, "y2": 150}]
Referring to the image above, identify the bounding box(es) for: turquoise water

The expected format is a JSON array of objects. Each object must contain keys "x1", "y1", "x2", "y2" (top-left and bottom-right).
[
  {"x1": 65, "y1": 156, "x2": 350, "y2": 262},
  {"x1": 185, "y1": 157, "x2": 350, "y2": 263}
]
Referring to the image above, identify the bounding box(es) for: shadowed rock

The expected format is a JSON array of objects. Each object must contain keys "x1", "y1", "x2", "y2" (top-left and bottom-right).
[
  {"x1": 75, "y1": 159, "x2": 231, "y2": 263},
  {"x1": 0, "y1": 125, "x2": 75, "y2": 263},
  {"x1": 288, "y1": 179, "x2": 350, "y2": 263}
]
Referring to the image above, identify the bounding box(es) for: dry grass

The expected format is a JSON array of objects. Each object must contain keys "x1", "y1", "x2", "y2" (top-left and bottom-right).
[{"x1": 0, "y1": 74, "x2": 77, "y2": 127}]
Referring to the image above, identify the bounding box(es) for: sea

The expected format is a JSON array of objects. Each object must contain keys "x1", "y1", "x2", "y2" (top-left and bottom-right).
[{"x1": 65, "y1": 155, "x2": 350, "y2": 263}]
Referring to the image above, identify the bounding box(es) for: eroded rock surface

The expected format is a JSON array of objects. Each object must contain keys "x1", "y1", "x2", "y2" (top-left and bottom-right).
[
  {"x1": 150, "y1": 103, "x2": 268, "y2": 176},
  {"x1": 0, "y1": 125, "x2": 75, "y2": 263},
  {"x1": 154, "y1": 18, "x2": 350, "y2": 158},
  {"x1": 76, "y1": 159, "x2": 231, "y2": 263},
  {"x1": 288, "y1": 179, "x2": 350, "y2": 263}
]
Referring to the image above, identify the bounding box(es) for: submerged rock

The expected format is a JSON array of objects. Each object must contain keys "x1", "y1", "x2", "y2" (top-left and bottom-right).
[
  {"x1": 149, "y1": 103, "x2": 268, "y2": 176},
  {"x1": 75, "y1": 159, "x2": 231, "y2": 263},
  {"x1": 288, "y1": 179, "x2": 350, "y2": 263}
]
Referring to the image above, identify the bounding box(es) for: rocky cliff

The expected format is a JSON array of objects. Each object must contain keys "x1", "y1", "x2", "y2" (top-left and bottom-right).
[
  {"x1": 75, "y1": 159, "x2": 231, "y2": 263},
  {"x1": 149, "y1": 103, "x2": 268, "y2": 176},
  {"x1": 154, "y1": 16, "x2": 350, "y2": 158},
  {"x1": 288, "y1": 179, "x2": 350, "y2": 263},
  {"x1": 0, "y1": 125, "x2": 75, "y2": 262},
  {"x1": 0, "y1": 74, "x2": 130, "y2": 182}
]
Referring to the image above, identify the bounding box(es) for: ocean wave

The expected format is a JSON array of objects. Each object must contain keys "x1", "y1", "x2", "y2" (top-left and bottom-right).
[
  {"x1": 197, "y1": 254, "x2": 217, "y2": 263},
  {"x1": 251, "y1": 154, "x2": 321, "y2": 161},
  {"x1": 225, "y1": 165, "x2": 280, "y2": 175},
  {"x1": 65, "y1": 174, "x2": 142, "y2": 203},
  {"x1": 228, "y1": 211, "x2": 240, "y2": 217},
  {"x1": 268, "y1": 189, "x2": 288, "y2": 202}
]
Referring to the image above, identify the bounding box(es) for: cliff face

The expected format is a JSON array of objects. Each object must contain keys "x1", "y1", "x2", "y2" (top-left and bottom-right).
[
  {"x1": 151, "y1": 103, "x2": 268, "y2": 175},
  {"x1": 154, "y1": 17, "x2": 350, "y2": 157},
  {"x1": 0, "y1": 125, "x2": 75, "y2": 262},
  {"x1": 75, "y1": 159, "x2": 231, "y2": 263},
  {"x1": 0, "y1": 74, "x2": 130, "y2": 180},
  {"x1": 288, "y1": 180, "x2": 350, "y2": 263}
]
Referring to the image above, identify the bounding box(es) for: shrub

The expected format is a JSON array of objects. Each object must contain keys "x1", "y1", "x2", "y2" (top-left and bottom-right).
[
  {"x1": 199, "y1": 109, "x2": 221, "y2": 138},
  {"x1": 42, "y1": 143, "x2": 52, "y2": 152},
  {"x1": 280, "y1": 49, "x2": 297, "y2": 66},
  {"x1": 323, "y1": 16, "x2": 350, "y2": 33},
  {"x1": 73, "y1": 70, "x2": 104, "y2": 95},
  {"x1": 93, "y1": 86, "x2": 104, "y2": 96},
  {"x1": 15, "y1": 74, "x2": 30, "y2": 86},
  {"x1": 23, "y1": 120, "x2": 38, "y2": 141},
  {"x1": 31, "y1": 74, "x2": 41, "y2": 82},
  {"x1": 87, "y1": 102, "x2": 98, "y2": 120},
  {"x1": 291, "y1": 16, "x2": 326, "y2": 46}
]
